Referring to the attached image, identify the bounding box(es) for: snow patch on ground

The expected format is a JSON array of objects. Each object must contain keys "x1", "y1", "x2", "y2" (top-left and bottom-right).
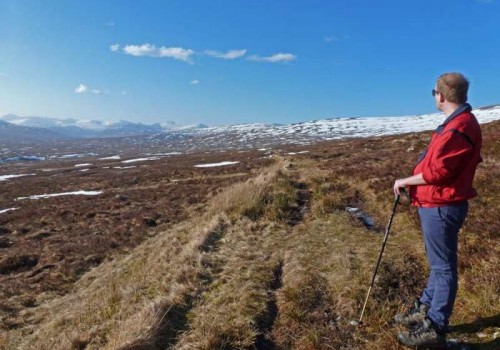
[
  {"x1": 16, "y1": 190, "x2": 103, "y2": 200},
  {"x1": 98, "y1": 155, "x2": 121, "y2": 160},
  {"x1": 152, "y1": 152, "x2": 182, "y2": 156},
  {"x1": 287, "y1": 151, "x2": 309, "y2": 155},
  {"x1": 194, "y1": 161, "x2": 240, "y2": 168},
  {"x1": 0, "y1": 174, "x2": 36, "y2": 182},
  {"x1": 0, "y1": 208, "x2": 19, "y2": 214},
  {"x1": 59, "y1": 153, "x2": 97, "y2": 159},
  {"x1": 75, "y1": 163, "x2": 92, "y2": 167},
  {"x1": 122, "y1": 157, "x2": 160, "y2": 164}
]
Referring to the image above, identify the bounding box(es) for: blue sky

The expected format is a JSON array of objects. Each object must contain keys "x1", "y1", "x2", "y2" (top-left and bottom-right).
[{"x1": 1, "y1": 0, "x2": 499, "y2": 126}]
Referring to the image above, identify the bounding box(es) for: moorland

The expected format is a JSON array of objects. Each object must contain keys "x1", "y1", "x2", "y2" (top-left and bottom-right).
[{"x1": 1, "y1": 121, "x2": 499, "y2": 349}]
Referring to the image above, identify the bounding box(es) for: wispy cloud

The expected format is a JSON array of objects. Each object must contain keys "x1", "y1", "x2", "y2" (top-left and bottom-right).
[
  {"x1": 324, "y1": 36, "x2": 339, "y2": 43},
  {"x1": 106, "y1": 21, "x2": 115, "y2": 26},
  {"x1": 75, "y1": 84, "x2": 88, "y2": 94},
  {"x1": 112, "y1": 43, "x2": 295, "y2": 65},
  {"x1": 204, "y1": 49, "x2": 247, "y2": 60},
  {"x1": 120, "y1": 43, "x2": 195, "y2": 63},
  {"x1": 189, "y1": 80, "x2": 200, "y2": 85},
  {"x1": 324, "y1": 34, "x2": 349, "y2": 43},
  {"x1": 248, "y1": 53, "x2": 297, "y2": 63},
  {"x1": 75, "y1": 84, "x2": 115, "y2": 95}
]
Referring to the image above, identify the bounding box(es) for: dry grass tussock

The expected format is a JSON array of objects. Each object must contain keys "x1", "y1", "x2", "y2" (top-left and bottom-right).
[{"x1": 207, "y1": 162, "x2": 299, "y2": 223}]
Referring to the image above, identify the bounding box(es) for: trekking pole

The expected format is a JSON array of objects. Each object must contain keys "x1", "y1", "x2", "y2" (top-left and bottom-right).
[{"x1": 351, "y1": 193, "x2": 400, "y2": 326}]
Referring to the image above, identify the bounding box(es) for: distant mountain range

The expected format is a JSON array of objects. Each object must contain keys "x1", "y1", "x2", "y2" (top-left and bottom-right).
[
  {"x1": 1, "y1": 105, "x2": 500, "y2": 149},
  {"x1": 0, "y1": 114, "x2": 208, "y2": 140},
  {"x1": 0, "y1": 119, "x2": 65, "y2": 142}
]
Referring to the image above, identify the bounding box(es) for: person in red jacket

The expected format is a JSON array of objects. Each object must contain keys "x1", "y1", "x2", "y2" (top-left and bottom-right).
[{"x1": 392, "y1": 72, "x2": 482, "y2": 348}]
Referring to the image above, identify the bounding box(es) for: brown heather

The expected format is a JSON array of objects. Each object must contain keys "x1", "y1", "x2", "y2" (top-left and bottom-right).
[{"x1": 1, "y1": 121, "x2": 499, "y2": 349}]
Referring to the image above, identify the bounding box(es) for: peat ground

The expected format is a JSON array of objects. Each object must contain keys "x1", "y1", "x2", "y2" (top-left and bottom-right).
[{"x1": 1, "y1": 121, "x2": 499, "y2": 349}]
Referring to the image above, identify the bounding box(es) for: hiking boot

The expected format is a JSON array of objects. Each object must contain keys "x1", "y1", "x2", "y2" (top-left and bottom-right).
[
  {"x1": 394, "y1": 299, "x2": 429, "y2": 327},
  {"x1": 397, "y1": 318, "x2": 446, "y2": 348}
]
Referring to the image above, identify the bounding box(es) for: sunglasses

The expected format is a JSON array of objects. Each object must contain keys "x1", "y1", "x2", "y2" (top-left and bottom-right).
[{"x1": 432, "y1": 89, "x2": 440, "y2": 97}]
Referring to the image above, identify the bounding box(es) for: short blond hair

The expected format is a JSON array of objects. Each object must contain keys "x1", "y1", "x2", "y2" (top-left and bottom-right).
[{"x1": 436, "y1": 72, "x2": 469, "y2": 104}]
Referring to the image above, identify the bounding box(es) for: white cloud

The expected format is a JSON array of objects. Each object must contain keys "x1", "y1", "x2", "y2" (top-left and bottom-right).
[
  {"x1": 121, "y1": 43, "x2": 195, "y2": 63},
  {"x1": 121, "y1": 91, "x2": 128, "y2": 95},
  {"x1": 204, "y1": 49, "x2": 247, "y2": 60},
  {"x1": 189, "y1": 80, "x2": 200, "y2": 85},
  {"x1": 91, "y1": 89, "x2": 101, "y2": 95},
  {"x1": 75, "y1": 84, "x2": 88, "y2": 93},
  {"x1": 110, "y1": 44, "x2": 120, "y2": 52},
  {"x1": 248, "y1": 53, "x2": 297, "y2": 63}
]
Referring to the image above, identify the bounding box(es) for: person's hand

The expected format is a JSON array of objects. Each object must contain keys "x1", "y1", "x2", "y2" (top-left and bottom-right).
[{"x1": 393, "y1": 179, "x2": 407, "y2": 196}]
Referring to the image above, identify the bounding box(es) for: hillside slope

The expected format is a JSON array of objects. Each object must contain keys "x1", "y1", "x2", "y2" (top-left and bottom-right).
[
  {"x1": 1, "y1": 121, "x2": 499, "y2": 350},
  {"x1": 0, "y1": 120, "x2": 66, "y2": 143}
]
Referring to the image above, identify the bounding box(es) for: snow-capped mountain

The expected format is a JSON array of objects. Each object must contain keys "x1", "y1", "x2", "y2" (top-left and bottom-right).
[
  {"x1": 1, "y1": 114, "x2": 103, "y2": 129},
  {"x1": 1, "y1": 115, "x2": 207, "y2": 132},
  {"x1": 0, "y1": 119, "x2": 66, "y2": 142},
  {"x1": 1, "y1": 105, "x2": 499, "y2": 150},
  {"x1": 0, "y1": 114, "x2": 170, "y2": 138}
]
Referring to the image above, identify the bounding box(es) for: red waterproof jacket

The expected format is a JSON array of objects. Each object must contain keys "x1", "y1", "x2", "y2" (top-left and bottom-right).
[{"x1": 410, "y1": 104, "x2": 483, "y2": 207}]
